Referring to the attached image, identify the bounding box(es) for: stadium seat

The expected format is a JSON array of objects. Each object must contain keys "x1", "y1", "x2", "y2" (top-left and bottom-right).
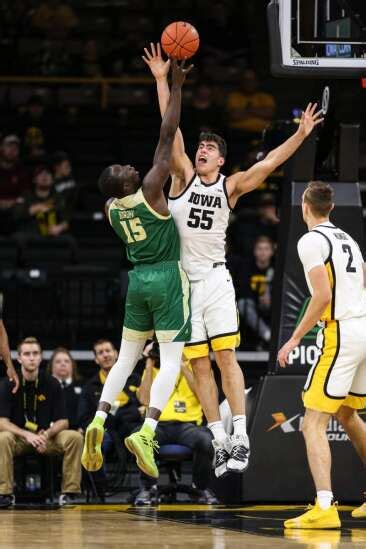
[{"x1": 156, "y1": 445, "x2": 196, "y2": 503}]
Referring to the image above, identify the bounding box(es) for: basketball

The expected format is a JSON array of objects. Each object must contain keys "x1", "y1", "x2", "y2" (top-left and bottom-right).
[{"x1": 161, "y1": 21, "x2": 199, "y2": 60}]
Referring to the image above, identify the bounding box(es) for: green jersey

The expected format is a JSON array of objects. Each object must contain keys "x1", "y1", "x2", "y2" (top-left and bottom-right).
[{"x1": 108, "y1": 188, "x2": 180, "y2": 265}]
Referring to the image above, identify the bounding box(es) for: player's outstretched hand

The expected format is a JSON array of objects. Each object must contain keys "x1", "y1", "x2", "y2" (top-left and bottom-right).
[
  {"x1": 171, "y1": 59, "x2": 193, "y2": 88},
  {"x1": 142, "y1": 42, "x2": 170, "y2": 81},
  {"x1": 298, "y1": 102, "x2": 324, "y2": 137},
  {"x1": 277, "y1": 336, "x2": 300, "y2": 368}
]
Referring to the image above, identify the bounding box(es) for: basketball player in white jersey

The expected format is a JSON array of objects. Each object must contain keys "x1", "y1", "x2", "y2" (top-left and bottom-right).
[
  {"x1": 143, "y1": 43, "x2": 323, "y2": 476},
  {"x1": 278, "y1": 181, "x2": 366, "y2": 528}
]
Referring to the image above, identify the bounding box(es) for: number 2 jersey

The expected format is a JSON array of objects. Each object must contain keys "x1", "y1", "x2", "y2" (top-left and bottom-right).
[
  {"x1": 297, "y1": 221, "x2": 366, "y2": 321},
  {"x1": 168, "y1": 172, "x2": 231, "y2": 280},
  {"x1": 108, "y1": 188, "x2": 180, "y2": 265}
]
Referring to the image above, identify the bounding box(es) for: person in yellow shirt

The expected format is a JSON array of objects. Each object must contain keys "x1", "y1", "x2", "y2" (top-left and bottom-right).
[
  {"x1": 227, "y1": 69, "x2": 276, "y2": 134},
  {"x1": 135, "y1": 342, "x2": 218, "y2": 505}
]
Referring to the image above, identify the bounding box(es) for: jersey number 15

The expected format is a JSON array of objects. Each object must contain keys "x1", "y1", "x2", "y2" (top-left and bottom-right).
[{"x1": 120, "y1": 217, "x2": 147, "y2": 243}]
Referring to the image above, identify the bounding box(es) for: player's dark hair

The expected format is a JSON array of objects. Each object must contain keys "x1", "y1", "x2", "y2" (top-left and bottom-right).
[
  {"x1": 304, "y1": 180, "x2": 334, "y2": 217},
  {"x1": 98, "y1": 165, "x2": 123, "y2": 197},
  {"x1": 198, "y1": 132, "x2": 227, "y2": 159}
]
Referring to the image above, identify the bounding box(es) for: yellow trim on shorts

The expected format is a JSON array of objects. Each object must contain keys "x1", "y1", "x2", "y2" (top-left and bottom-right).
[
  {"x1": 122, "y1": 327, "x2": 154, "y2": 341},
  {"x1": 183, "y1": 342, "x2": 210, "y2": 360},
  {"x1": 343, "y1": 394, "x2": 366, "y2": 410},
  {"x1": 155, "y1": 329, "x2": 179, "y2": 342},
  {"x1": 303, "y1": 320, "x2": 343, "y2": 414},
  {"x1": 210, "y1": 331, "x2": 241, "y2": 352}
]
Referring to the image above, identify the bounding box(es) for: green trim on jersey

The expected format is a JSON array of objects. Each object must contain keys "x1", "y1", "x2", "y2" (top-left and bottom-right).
[{"x1": 108, "y1": 189, "x2": 180, "y2": 265}]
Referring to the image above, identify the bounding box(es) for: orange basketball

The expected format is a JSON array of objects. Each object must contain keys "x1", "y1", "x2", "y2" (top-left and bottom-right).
[{"x1": 161, "y1": 21, "x2": 199, "y2": 60}]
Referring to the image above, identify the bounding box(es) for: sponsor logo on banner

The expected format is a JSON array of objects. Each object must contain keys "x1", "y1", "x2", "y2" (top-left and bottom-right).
[
  {"x1": 267, "y1": 412, "x2": 349, "y2": 441},
  {"x1": 292, "y1": 59, "x2": 320, "y2": 66}
]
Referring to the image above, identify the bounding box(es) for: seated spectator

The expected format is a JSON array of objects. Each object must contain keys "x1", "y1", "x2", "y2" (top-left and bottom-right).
[
  {"x1": 78, "y1": 339, "x2": 141, "y2": 499},
  {"x1": 52, "y1": 151, "x2": 78, "y2": 217},
  {"x1": 238, "y1": 236, "x2": 275, "y2": 349},
  {"x1": 49, "y1": 347, "x2": 82, "y2": 431},
  {"x1": 31, "y1": 0, "x2": 78, "y2": 39},
  {"x1": 14, "y1": 165, "x2": 69, "y2": 237},
  {"x1": 184, "y1": 81, "x2": 226, "y2": 137},
  {"x1": 0, "y1": 337, "x2": 83, "y2": 508},
  {"x1": 227, "y1": 69, "x2": 276, "y2": 135},
  {"x1": 227, "y1": 192, "x2": 279, "y2": 257},
  {"x1": 0, "y1": 135, "x2": 30, "y2": 234},
  {"x1": 134, "y1": 342, "x2": 218, "y2": 506},
  {"x1": 17, "y1": 95, "x2": 49, "y2": 166}
]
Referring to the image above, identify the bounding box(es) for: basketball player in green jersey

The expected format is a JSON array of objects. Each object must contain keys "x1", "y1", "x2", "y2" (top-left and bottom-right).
[{"x1": 81, "y1": 60, "x2": 193, "y2": 478}]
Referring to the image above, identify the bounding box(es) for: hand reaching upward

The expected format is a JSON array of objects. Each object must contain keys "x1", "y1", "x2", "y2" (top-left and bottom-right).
[
  {"x1": 142, "y1": 42, "x2": 170, "y2": 81},
  {"x1": 298, "y1": 102, "x2": 324, "y2": 137}
]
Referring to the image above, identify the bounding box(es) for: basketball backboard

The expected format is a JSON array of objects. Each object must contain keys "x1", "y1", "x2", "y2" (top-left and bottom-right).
[{"x1": 268, "y1": 0, "x2": 366, "y2": 77}]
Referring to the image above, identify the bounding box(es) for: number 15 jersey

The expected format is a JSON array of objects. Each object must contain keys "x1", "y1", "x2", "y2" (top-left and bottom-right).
[
  {"x1": 168, "y1": 173, "x2": 231, "y2": 281},
  {"x1": 108, "y1": 188, "x2": 180, "y2": 265},
  {"x1": 297, "y1": 221, "x2": 366, "y2": 321}
]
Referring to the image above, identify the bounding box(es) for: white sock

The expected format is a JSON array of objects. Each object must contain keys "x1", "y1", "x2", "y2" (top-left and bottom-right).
[
  {"x1": 317, "y1": 490, "x2": 333, "y2": 510},
  {"x1": 96, "y1": 411, "x2": 107, "y2": 422},
  {"x1": 148, "y1": 341, "x2": 184, "y2": 412},
  {"x1": 143, "y1": 418, "x2": 158, "y2": 431},
  {"x1": 232, "y1": 415, "x2": 247, "y2": 437},
  {"x1": 99, "y1": 339, "x2": 145, "y2": 405},
  {"x1": 208, "y1": 421, "x2": 227, "y2": 444}
]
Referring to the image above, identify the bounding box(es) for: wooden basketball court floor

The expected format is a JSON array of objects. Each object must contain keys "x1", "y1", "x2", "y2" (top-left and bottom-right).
[{"x1": 0, "y1": 504, "x2": 365, "y2": 548}]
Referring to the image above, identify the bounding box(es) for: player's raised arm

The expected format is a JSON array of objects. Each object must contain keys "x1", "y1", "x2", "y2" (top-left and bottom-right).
[
  {"x1": 142, "y1": 60, "x2": 192, "y2": 209},
  {"x1": 143, "y1": 43, "x2": 194, "y2": 188},
  {"x1": 226, "y1": 103, "x2": 324, "y2": 207}
]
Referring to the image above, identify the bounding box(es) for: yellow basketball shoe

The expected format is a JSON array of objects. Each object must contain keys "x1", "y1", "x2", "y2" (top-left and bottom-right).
[
  {"x1": 352, "y1": 493, "x2": 366, "y2": 518},
  {"x1": 284, "y1": 500, "x2": 341, "y2": 529},
  {"x1": 125, "y1": 424, "x2": 159, "y2": 479},
  {"x1": 81, "y1": 416, "x2": 105, "y2": 472}
]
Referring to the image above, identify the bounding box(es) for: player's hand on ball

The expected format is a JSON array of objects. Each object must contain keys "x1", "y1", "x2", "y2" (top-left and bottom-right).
[
  {"x1": 171, "y1": 59, "x2": 193, "y2": 88},
  {"x1": 142, "y1": 42, "x2": 170, "y2": 81},
  {"x1": 298, "y1": 102, "x2": 324, "y2": 137},
  {"x1": 277, "y1": 336, "x2": 300, "y2": 368}
]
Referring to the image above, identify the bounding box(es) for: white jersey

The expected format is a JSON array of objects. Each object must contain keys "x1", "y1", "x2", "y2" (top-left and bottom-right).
[
  {"x1": 168, "y1": 172, "x2": 231, "y2": 280},
  {"x1": 297, "y1": 222, "x2": 366, "y2": 321}
]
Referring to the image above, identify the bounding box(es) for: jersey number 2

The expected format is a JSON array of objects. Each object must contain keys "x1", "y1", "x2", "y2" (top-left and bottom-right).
[
  {"x1": 121, "y1": 217, "x2": 147, "y2": 243},
  {"x1": 187, "y1": 208, "x2": 214, "y2": 230},
  {"x1": 342, "y1": 244, "x2": 356, "y2": 273}
]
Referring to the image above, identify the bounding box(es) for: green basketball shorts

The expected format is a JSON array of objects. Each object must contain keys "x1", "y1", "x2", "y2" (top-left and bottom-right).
[{"x1": 122, "y1": 260, "x2": 191, "y2": 343}]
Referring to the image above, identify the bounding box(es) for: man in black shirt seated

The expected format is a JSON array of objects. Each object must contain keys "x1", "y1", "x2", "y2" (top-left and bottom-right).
[
  {"x1": 49, "y1": 347, "x2": 82, "y2": 431},
  {"x1": 0, "y1": 337, "x2": 83, "y2": 508}
]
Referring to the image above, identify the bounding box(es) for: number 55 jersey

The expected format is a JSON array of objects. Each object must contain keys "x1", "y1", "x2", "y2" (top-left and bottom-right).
[
  {"x1": 108, "y1": 188, "x2": 191, "y2": 343},
  {"x1": 169, "y1": 173, "x2": 230, "y2": 281},
  {"x1": 168, "y1": 172, "x2": 240, "y2": 359}
]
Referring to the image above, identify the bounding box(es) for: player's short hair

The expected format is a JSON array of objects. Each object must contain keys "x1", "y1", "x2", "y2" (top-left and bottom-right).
[
  {"x1": 92, "y1": 339, "x2": 116, "y2": 354},
  {"x1": 17, "y1": 337, "x2": 42, "y2": 354},
  {"x1": 98, "y1": 165, "x2": 123, "y2": 197},
  {"x1": 303, "y1": 181, "x2": 334, "y2": 217},
  {"x1": 198, "y1": 132, "x2": 227, "y2": 159}
]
